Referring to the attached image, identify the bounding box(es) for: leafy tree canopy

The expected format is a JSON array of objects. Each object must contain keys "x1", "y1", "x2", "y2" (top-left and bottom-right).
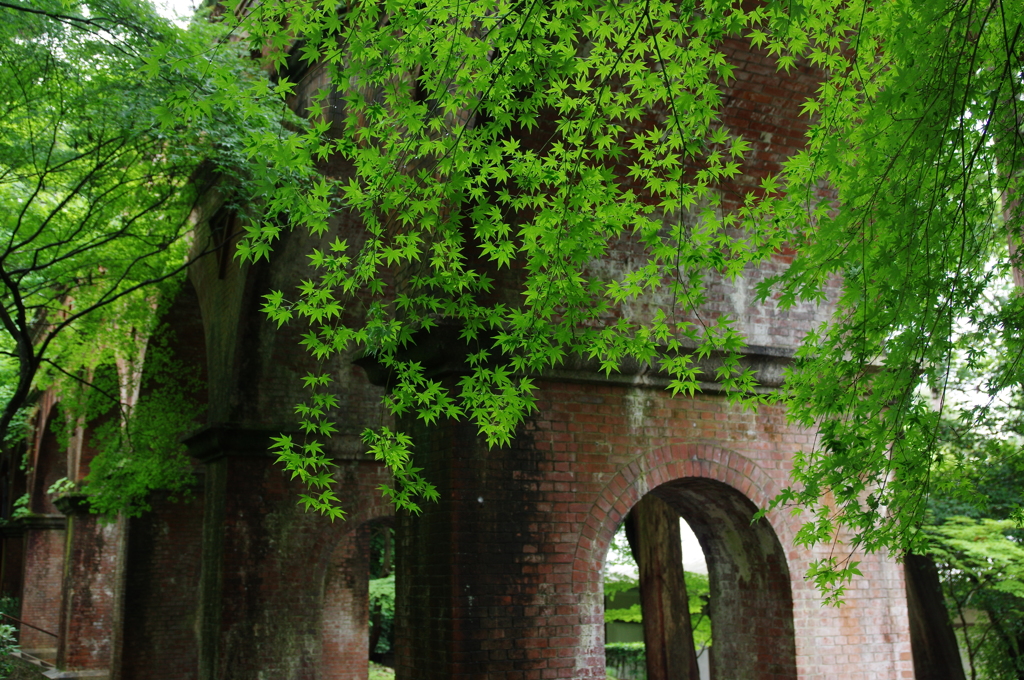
[{"x1": 0, "y1": 0, "x2": 313, "y2": 509}]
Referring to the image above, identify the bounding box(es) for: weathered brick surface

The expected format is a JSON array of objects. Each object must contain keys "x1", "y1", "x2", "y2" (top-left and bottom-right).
[
  {"x1": 119, "y1": 490, "x2": 206, "y2": 680},
  {"x1": 57, "y1": 512, "x2": 125, "y2": 670},
  {"x1": 397, "y1": 380, "x2": 912, "y2": 679},
  {"x1": 189, "y1": 438, "x2": 392, "y2": 680},
  {"x1": 19, "y1": 522, "x2": 64, "y2": 652}
]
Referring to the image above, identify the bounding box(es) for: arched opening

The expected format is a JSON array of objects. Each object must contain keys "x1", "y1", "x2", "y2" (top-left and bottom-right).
[
  {"x1": 321, "y1": 516, "x2": 396, "y2": 680},
  {"x1": 604, "y1": 477, "x2": 797, "y2": 680},
  {"x1": 368, "y1": 522, "x2": 396, "y2": 673},
  {"x1": 604, "y1": 510, "x2": 711, "y2": 680},
  {"x1": 118, "y1": 279, "x2": 210, "y2": 680}
]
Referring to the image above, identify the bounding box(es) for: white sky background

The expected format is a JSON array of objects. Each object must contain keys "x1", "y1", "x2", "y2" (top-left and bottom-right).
[
  {"x1": 680, "y1": 520, "x2": 706, "y2": 574},
  {"x1": 153, "y1": 0, "x2": 199, "y2": 26},
  {"x1": 605, "y1": 519, "x2": 707, "y2": 580}
]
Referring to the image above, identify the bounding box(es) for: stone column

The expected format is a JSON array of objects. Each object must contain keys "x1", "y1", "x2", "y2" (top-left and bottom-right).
[
  {"x1": 320, "y1": 524, "x2": 372, "y2": 680},
  {"x1": 187, "y1": 425, "x2": 279, "y2": 680}
]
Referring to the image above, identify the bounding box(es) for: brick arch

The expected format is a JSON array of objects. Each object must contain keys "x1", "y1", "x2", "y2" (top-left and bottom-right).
[
  {"x1": 575, "y1": 443, "x2": 797, "y2": 680},
  {"x1": 575, "y1": 443, "x2": 786, "y2": 576}
]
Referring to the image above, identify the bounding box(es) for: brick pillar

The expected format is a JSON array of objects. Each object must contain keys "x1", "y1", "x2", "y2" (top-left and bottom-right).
[
  {"x1": 55, "y1": 495, "x2": 127, "y2": 679},
  {"x1": 189, "y1": 426, "x2": 278, "y2": 680},
  {"x1": 395, "y1": 412, "x2": 603, "y2": 680},
  {"x1": 117, "y1": 489, "x2": 205, "y2": 680},
  {"x1": 18, "y1": 515, "x2": 65, "y2": 658},
  {"x1": 320, "y1": 524, "x2": 371, "y2": 679},
  {"x1": 188, "y1": 425, "x2": 346, "y2": 680}
]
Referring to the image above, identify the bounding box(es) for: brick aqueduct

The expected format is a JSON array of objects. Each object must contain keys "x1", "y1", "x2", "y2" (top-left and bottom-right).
[{"x1": 0, "y1": 33, "x2": 928, "y2": 680}]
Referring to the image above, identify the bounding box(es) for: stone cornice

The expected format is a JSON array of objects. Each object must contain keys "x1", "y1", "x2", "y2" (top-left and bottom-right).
[
  {"x1": 7, "y1": 514, "x2": 66, "y2": 532},
  {"x1": 184, "y1": 424, "x2": 295, "y2": 463},
  {"x1": 355, "y1": 324, "x2": 795, "y2": 394}
]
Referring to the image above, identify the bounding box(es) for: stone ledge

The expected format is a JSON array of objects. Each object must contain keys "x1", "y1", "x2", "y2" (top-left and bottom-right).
[
  {"x1": 184, "y1": 424, "x2": 296, "y2": 463},
  {"x1": 42, "y1": 670, "x2": 108, "y2": 680},
  {"x1": 355, "y1": 324, "x2": 797, "y2": 393},
  {"x1": 8, "y1": 515, "x2": 66, "y2": 532}
]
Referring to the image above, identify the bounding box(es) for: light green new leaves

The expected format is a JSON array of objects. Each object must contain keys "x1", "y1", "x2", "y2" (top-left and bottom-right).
[
  {"x1": 929, "y1": 518, "x2": 1024, "y2": 601},
  {"x1": 756, "y1": 0, "x2": 1024, "y2": 589},
  {"x1": 233, "y1": 0, "x2": 812, "y2": 519},
  {"x1": 362, "y1": 427, "x2": 439, "y2": 514},
  {"x1": 228, "y1": 0, "x2": 1024, "y2": 602}
]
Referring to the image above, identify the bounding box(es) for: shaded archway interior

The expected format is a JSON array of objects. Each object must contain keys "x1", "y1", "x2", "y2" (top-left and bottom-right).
[{"x1": 648, "y1": 477, "x2": 797, "y2": 680}]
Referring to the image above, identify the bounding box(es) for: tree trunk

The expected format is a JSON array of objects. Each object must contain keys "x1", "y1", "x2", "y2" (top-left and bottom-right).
[
  {"x1": 905, "y1": 553, "x2": 967, "y2": 680},
  {"x1": 625, "y1": 494, "x2": 700, "y2": 680}
]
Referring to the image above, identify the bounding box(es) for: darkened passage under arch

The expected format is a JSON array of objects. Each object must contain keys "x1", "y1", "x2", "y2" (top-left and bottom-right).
[{"x1": 640, "y1": 477, "x2": 797, "y2": 680}]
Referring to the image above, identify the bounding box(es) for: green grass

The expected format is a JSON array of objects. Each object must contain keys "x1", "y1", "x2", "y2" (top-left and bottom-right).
[{"x1": 369, "y1": 661, "x2": 395, "y2": 679}]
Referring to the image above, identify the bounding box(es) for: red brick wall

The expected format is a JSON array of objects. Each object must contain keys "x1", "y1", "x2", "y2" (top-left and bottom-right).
[
  {"x1": 19, "y1": 524, "x2": 64, "y2": 652},
  {"x1": 57, "y1": 512, "x2": 124, "y2": 670},
  {"x1": 320, "y1": 521, "x2": 373, "y2": 679},
  {"x1": 394, "y1": 377, "x2": 913, "y2": 679}
]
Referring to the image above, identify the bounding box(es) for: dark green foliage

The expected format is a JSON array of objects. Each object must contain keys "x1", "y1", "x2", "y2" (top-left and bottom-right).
[
  {"x1": 368, "y1": 575, "x2": 395, "y2": 655},
  {"x1": 928, "y1": 518, "x2": 1024, "y2": 680},
  {"x1": 0, "y1": 596, "x2": 19, "y2": 620},
  {"x1": 924, "y1": 328, "x2": 1024, "y2": 679},
  {"x1": 369, "y1": 525, "x2": 395, "y2": 655}
]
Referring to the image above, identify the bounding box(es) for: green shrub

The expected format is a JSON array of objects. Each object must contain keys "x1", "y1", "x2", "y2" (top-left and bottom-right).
[
  {"x1": 368, "y1": 661, "x2": 395, "y2": 679},
  {"x1": 606, "y1": 642, "x2": 645, "y2": 680},
  {"x1": 0, "y1": 596, "x2": 19, "y2": 620},
  {"x1": 369, "y1": 575, "x2": 395, "y2": 655},
  {"x1": 0, "y1": 622, "x2": 19, "y2": 676}
]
